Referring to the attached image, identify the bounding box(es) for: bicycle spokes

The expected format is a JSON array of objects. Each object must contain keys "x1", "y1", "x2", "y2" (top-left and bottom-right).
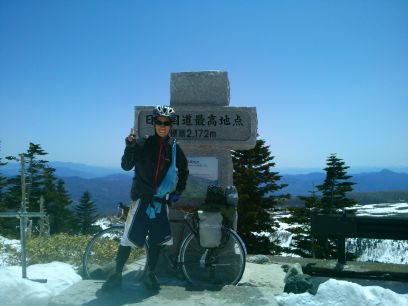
[
  {"x1": 180, "y1": 228, "x2": 246, "y2": 287},
  {"x1": 82, "y1": 226, "x2": 148, "y2": 281}
]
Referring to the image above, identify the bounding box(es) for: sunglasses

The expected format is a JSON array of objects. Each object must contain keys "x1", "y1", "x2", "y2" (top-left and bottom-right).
[{"x1": 155, "y1": 119, "x2": 172, "y2": 126}]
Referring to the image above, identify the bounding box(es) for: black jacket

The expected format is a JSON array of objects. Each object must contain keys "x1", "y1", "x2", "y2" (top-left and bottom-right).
[{"x1": 121, "y1": 134, "x2": 189, "y2": 201}]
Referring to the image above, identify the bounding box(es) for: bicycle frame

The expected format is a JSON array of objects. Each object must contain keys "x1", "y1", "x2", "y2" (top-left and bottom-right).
[
  {"x1": 157, "y1": 210, "x2": 198, "y2": 268},
  {"x1": 83, "y1": 204, "x2": 246, "y2": 286}
]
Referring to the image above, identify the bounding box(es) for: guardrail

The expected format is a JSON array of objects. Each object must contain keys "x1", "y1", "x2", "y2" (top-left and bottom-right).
[{"x1": 311, "y1": 213, "x2": 408, "y2": 264}]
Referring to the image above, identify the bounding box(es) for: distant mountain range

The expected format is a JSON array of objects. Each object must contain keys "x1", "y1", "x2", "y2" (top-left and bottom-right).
[
  {"x1": 2, "y1": 161, "x2": 407, "y2": 214},
  {"x1": 279, "y1": 169, "x2": 408, "y2": 195},
  {"x1": 62, "y1": 174, "x2": 132, "y2": 215},
  {"x1": 1, "y1": 161, "x2": 123, "y2": 179}
]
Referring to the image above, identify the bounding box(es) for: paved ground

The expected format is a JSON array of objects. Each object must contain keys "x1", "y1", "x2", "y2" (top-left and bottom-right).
[
  {"x1": 50, "y1": 262, "x2": 285, "y2": 306},
  {"x1": 50, "y1": 280, "x2": 281, "y2": 306},
  {"x1": 50, "y1": 257, "x2": 408, "y2": 305}
]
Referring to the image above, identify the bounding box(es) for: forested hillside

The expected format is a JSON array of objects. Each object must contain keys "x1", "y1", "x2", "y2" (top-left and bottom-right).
[{"x1": 3, "y1": 161, "x2": 407, "y2": 213}]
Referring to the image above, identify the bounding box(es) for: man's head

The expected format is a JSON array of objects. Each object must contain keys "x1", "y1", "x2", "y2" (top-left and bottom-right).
[{"x1": 152, "y1": 105, "x2": 175, "y2": 138}]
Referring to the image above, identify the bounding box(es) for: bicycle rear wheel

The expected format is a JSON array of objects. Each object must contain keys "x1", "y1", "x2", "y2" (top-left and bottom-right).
[
  {"x1": 179, "y1": 227, "x2": 246, "y2": 287},
  {"x1": 82, "y1": 225, "x2": 148, "y2": 280}
]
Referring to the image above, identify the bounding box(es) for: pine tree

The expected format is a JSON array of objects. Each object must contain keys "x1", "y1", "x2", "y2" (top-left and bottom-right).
[
  {"x1": 4, "y1": 143, "x2": 48, "y2": 212},
  {"x1": 0, "y1": 155, "x2": 14, "y2": 235},
  {"x1": 282, "y1": 154, "x2": 357, "y2": 259},
  {"x1": 0, "y1": 156, "x2": 7, "y2": 210},
  {"x1": 317, "y1": 153, "x2": 357, "y2": 214},
  {"x1": 314, "y1": 154, "x2": 357, "y2": 258},
  {"x1": 74, "y1": 191, "x2": 99, "y2": 234},
  {"x1": 42, "y1": 167, "x2": 74, "y2": 234},
  {"x1": 3, "y1": 154, "x2": 30, "y2": 237},
  {"x1": 282, "y1": 188, "x2": 320, "y2": 257},
  {"x1": 3, "y1": 143, "x2": 75, "y2": 235},
  {"x1": 25, "y1": 143, "x2": 48, "y2": 210},
  {"x1": 232, "y1": 138, "x2": 288, "y2": 254}
]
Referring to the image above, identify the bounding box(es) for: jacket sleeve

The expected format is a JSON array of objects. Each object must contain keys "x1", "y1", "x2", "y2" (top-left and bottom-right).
[
  {"x1": 121, "y1": 137, "x2": 145, "y2": 171},
  {"x1": 175, "y1": 144, "x2": 189, "y2": 194}
]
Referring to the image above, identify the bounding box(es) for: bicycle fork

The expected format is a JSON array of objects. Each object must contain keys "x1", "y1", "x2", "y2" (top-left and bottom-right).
[{"x1": 199, "y1": 249, "x2": 209, "y2": 268}]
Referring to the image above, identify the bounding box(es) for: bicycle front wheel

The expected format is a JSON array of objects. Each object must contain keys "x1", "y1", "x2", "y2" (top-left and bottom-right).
[
  {"x1": 82, "y1": 225, "x2": 148, "y2": 280},
  {"x1": 179, "y1": 227, "x2": 246, "y2": 287}
]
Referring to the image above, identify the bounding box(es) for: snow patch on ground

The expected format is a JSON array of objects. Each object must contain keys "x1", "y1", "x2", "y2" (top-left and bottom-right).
[
  {"x1": 276, "y1": 278, "x2": 408, "y2": 306},
  {"x1": 0, "y1": 262, "x2": 81, "y2": 306}
]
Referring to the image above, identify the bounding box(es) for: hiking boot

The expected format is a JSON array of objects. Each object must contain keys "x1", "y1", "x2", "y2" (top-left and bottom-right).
[
  {"x1": 101, "y1": 272, "x2": 122, "y2": 291},
  {"x1": 143, "y1": 271, "x2": 160, "y2": 290}
]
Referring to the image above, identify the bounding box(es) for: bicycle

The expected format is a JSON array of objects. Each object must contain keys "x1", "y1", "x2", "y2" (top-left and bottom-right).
[{"x1": 82, "y1": 202, "x2": 247, "y2": 287}]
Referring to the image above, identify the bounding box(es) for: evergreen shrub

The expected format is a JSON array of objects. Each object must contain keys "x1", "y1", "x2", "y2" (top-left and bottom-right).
[{"x1": 26, "y1": 234, "x2": 91, "y2": 268}]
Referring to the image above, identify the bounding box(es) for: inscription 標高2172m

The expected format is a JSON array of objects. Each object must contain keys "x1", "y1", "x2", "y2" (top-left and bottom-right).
[
  {"x1": 136, "y1": 109, "x2": 253, "y2": 141},
  {"x1": 170, "y1": 128, "x2": 217, "y2": 139}
]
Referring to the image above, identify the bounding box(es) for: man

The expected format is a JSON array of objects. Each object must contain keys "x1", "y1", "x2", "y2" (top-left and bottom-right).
[{"x1": 102, "y1": 105, "x2": 189, "y2": 291}]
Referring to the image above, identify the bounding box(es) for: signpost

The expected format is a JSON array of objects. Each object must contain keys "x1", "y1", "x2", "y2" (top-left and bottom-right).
[{"x1": 0, "y1": 154, "x2": 47, "y2": 282}]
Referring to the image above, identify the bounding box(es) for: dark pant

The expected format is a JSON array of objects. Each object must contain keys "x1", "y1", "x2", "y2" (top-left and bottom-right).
[
  {"x1": 116, "y1": 244, "x2": 162, "y2": 273},
  {"x1": 127, "y1": 198, "x2": 172, "y2": 247}
]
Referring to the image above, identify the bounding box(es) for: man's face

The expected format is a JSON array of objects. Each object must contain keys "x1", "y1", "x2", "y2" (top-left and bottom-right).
[{"x1": 154, "y1": 116, "x2": 172, "y2": 138}]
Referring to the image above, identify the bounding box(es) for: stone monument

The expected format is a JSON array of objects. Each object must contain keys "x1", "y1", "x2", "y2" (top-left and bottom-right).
[{"x1": 133, "y1": 71, "x2": 257, "y2": 265}]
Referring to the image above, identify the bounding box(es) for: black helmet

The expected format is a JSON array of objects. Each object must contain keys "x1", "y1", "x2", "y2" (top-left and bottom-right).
[{"x1": 152, "y1": 105, "x2": 176, "y2": 122}]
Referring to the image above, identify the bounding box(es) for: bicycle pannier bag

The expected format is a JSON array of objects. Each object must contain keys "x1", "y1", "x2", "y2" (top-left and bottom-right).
[{"x1": 198, "y1": 211, "x2": 223, "y2": 248}]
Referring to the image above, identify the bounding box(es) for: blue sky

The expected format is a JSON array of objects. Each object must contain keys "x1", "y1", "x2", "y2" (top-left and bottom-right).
[{"x1": 1, "y1": 0, "x2": 407, "y2": 170}]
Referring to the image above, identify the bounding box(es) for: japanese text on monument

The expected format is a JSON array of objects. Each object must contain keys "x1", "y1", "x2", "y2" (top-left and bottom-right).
[{"x1": 139, "y1": 110, "x2": 251, "y2": 141}]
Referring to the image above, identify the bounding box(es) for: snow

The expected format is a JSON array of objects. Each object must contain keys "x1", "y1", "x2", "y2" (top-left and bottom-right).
[
  {"x1": 93, "y1": 217, "x2": 113, "y2": 230},
  {"x1": 276, "y1": 279, "x2": 408, "y2": 306},
  {"x1": 0, "y1": 262, "x2": 81, "y2": 306},
  {"x1": 353, "y1": 202, "x2": 408, "y2": 217},
  {"x1": 0, "y1": 235, "x2": 20, "y2": 265}
]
